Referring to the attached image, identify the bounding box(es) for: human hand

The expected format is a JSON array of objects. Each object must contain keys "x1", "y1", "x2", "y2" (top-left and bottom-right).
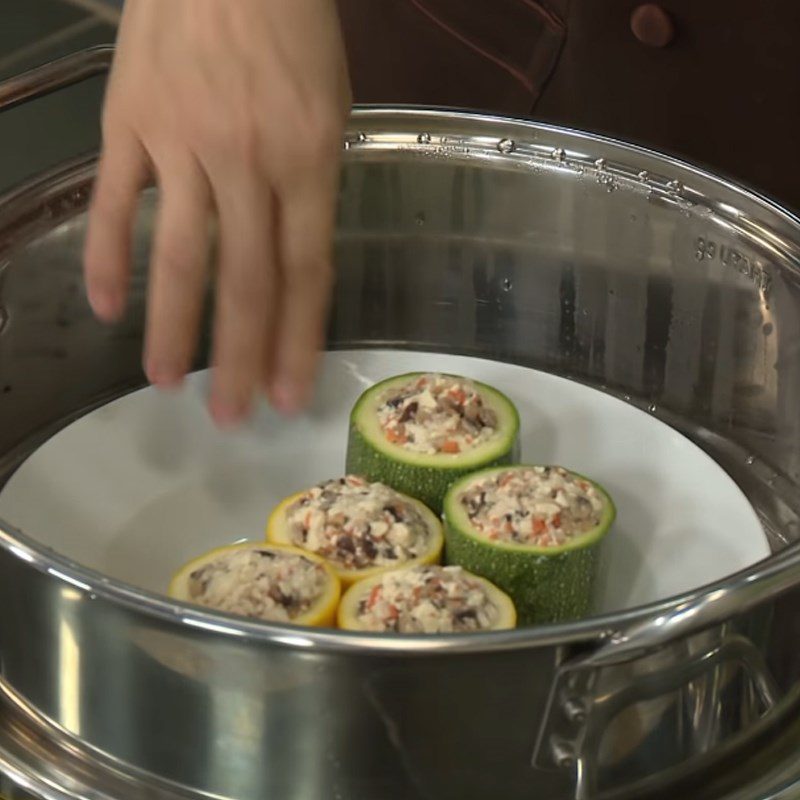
[{"x1": 84, "y1": 0, "x2": 351, "y2": 425}]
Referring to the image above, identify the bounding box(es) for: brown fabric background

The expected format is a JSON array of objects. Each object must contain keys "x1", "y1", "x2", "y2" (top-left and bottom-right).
[{"x1": 337, "y1": 0, "x2": 800, "y2": 212}]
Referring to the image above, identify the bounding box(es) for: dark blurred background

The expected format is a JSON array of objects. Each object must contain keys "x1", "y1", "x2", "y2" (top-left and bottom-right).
[{"x1": 0, "y1": 0, "x2": 116, "y2": 190}]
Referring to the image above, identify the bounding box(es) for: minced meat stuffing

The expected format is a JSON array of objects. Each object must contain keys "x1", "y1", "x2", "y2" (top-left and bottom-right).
[
  {"x1": 355, "y1": 565, "x2": 500, "y2": 633},
  {"x1": 285, "y1": 476, "x2": 430, "y2": 571},
  {"x1": 376, "y1": 374, "x2": 498, "y2": 455},
  {"x1": 187, "y1": 548, "x2": 328, "y2": 622},
  {"x1": 460, "y1": 467, "x2": 604, "y2": 546}
]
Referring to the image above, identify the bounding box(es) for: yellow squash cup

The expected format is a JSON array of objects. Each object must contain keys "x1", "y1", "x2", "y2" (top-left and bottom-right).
[
  {"x1": 336, "y1": 566, "x2": 517, "y2": 632},
  {"x1": 168, "y1": 541, "x2": 341, "y2": 628},
  {"x1": 266, "y1": 488, "x2": 444, "y2": 588}
]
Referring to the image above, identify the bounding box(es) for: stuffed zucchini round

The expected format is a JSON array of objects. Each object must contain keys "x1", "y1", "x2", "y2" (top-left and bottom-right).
[
  {"x1": 337, "y1": 564, "x2": 517, "y2": 633},
  {"x1": 345, "y1": 372, "x2": 520, "y2": 514},
  {"x1": 443, "y1": 465, "x2": 615, "y2": 625},
  {"x1": 168, "y1": 542, "x2": 341, "y2": 627},
  {"x1": 266, "y1": 475, "x2": 444, "y2": 587}
]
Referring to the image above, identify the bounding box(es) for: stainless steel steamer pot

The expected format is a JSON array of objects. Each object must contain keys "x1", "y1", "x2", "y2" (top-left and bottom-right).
[{"x1": 2, "y1": 48, "x2": 800, "y2": 800}]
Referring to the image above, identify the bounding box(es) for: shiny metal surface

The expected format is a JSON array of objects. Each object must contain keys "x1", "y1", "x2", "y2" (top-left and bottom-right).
[
  {"x1": 3, "y1": 50, "x2": 800, "y2": 799},
  {"x1": 0, "y1": 45, "x2": 112, "y2": 112}
]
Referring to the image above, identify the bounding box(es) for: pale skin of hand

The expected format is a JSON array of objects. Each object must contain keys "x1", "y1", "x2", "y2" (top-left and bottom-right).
[{"x1": 84, "y1": 0, "x2": 351, "y2": 426}]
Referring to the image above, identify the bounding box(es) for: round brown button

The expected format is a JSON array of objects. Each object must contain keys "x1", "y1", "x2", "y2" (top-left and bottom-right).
[{"x1": 630, "y1": 4, "x2": 675, "y2": 48}]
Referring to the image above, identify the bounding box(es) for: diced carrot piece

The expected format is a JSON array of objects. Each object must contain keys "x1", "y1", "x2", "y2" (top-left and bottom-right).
[
  {"x1": 441, "y1": 440, "x2": 460, "y2": 454},
  {"x1": 386, "y1": 428, "x2": 407, "y2": 444},
  {"x1": 552, "y1": 513, "x2": 562, "y2": 528},
  {"x1": 533, "y1": 518, "x2": 546, "y2": 535},
  {"x1": 367, "y1": 585, "x2": 382, "y2": 609},
  {"x1": 448, "y1": 388, "x2": 467, "y2": 405}
]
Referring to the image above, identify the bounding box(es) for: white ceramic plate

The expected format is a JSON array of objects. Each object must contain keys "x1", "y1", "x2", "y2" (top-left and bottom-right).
[{"x1": 0, "y1": 349, "x2": 769, "y2": 614}]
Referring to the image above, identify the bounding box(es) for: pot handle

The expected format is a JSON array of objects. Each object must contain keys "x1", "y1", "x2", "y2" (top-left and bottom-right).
[
  {"x1": 532, "y1": 543, "x2": 800, "y2": 794},
  {"x1": 0, "y1": 45, "x2": 114, "y2": 113},
  {"x1": 582, "y1": 541, "x2": 800, "y2": 670}
]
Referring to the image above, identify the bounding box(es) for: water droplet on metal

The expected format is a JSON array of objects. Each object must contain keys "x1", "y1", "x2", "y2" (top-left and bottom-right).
[
  {"x1": 667, "y1": 179, "x2": 682, "y2": 193},
  {"x1": 595, "y1": 158, "x2": 607, "y2": 170},
  {"x1": 356, "y1": 132, "x2": 368, "y2": 143},
  {"x1": 597, "y1": 172, "x2": 617, "y2": 192},
  {"x1": 648, "y1": 403, "x2": 657, "y2": 413},
  {"x1": 497, "y1": 138, "x2": 516, "y2": 154},
  {"x1": 417, "y1": 132, "x2": 431, "y2": 145},
  {"x1": 343, "y1": 140, "x2": 352, "y2": 151},
  {"x1": 637, "y1": 170, "x2": 649, "y2": 182},
  {"x1": 502, "y1": 278, "x2": 513, "y2": 292},
  {"x1": 623, "y1": 394, "x2": 632, "y2": 402},
  {"x1": 70, "y1": 187, "x2": 88, "y2": 207},
  {"x1": 745, "y1": 455, "x2": 755, "y2": 466},
  {"x1": 551, "y1": 147, "x2": 565, "y2": 162}
]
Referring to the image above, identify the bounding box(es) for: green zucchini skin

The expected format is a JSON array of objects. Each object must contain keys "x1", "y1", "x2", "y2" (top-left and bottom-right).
[
  {"x1": 443, "y1": 466, "x2": 615, "y2": 625},
  {"x1": 346, "y1": 425, "x2": 518, "y2": 516},
  {"x1": 345, "y1": 373, "x2": 520, "y2": 515}
]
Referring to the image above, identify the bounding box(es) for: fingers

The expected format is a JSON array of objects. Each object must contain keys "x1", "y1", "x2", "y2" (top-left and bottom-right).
[
  {"x1": 86, "y1": 0, "x2": 352, "y2": 428},
  {"x1": 207, "y1": 170, "x2": 276, "y2": 427},
  {"x1": 143, "y1": 153, "x2": 212, "y2": 388},
  {"x1": 83, "y1": 128, "x2": 149, "y2": 322},
  {"x1": 269, "y1": 165, "x2": 338, "y2": 414}
]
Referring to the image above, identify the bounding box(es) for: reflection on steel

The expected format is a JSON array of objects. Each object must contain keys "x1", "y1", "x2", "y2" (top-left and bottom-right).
[{"x1": 0, "y1": 45, "x2": 112, "y2": 113}]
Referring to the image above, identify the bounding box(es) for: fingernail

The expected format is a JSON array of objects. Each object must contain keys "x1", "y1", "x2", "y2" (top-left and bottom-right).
[
  {"x1": 88, "y1": 285, "x2": 123, "y2": 322},
  {"x1": 271, "y1": 378, "x2": 305, "y2": 416},
  {"x1": 145, "y1": 361, "x2": 184, "y2": 389},
  {"x1": 210, "y1": 395, "x2": 248, "y2": 429}
]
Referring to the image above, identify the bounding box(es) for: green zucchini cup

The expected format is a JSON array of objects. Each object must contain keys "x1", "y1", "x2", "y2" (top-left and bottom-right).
[
  {"x1": 443, "y1": 465, "x2": 615, "y2": 625},
  {"x1": 345, "y1": 372, "x2": 520, "y2": 515}
]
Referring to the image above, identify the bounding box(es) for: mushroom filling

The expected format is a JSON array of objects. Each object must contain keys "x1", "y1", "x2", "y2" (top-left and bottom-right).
[
  {"x1": 459, "y1": 467, "x2": 604, "y2": 546},
  {"x1": 355, "y1": 565, "x2": 500, "y2": 633},
  {"x1": 376, "y1": 374, "x2": 498, "y2": 455},
  {"x1": 285, "y1": 476, "x2": 430, "y2": 571},
  {"x1": 188, "y1": 548, "x2": 327, "y2": 621}
]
